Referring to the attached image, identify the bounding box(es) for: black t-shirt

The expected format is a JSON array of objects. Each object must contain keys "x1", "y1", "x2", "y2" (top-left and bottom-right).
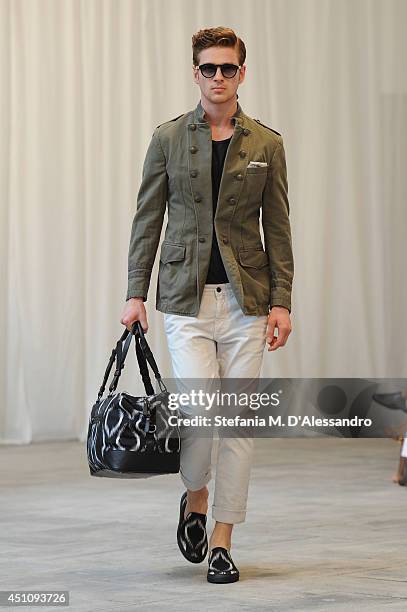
[{"x1": 205, "y1": 136, "x2": 232, "y2": 284}]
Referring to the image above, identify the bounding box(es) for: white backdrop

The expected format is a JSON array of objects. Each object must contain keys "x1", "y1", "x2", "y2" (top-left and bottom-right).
[{"x1": 0, "y1": 0, "x2": 406, "y2": 443}]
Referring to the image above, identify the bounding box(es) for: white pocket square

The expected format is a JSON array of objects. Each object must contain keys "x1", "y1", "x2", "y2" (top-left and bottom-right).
[{"x1": 247, "y1": 161, "x2": 268, "y2": 168}]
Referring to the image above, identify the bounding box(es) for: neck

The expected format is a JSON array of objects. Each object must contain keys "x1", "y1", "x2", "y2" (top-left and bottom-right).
[{"x1": 200, "y1": 95, "x2": 238, "y2": 128}]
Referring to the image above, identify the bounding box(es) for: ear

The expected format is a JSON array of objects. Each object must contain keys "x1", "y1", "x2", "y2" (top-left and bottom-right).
[
  {"x1": 192, "y1": 65, "x2": 199, "y2": 85},
  {"x1": 239, "y1": 64, "x2": 246, "y2": 85}
]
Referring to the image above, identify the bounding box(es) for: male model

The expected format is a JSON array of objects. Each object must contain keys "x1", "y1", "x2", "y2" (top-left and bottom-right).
[{"x1": 121, "y1": 26, "x2": 294, "y2": 583}]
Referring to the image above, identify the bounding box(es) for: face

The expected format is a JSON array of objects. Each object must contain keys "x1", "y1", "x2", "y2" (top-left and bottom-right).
[{"x1": 192, "y1": 45, "x2": 246, "y2": 106}]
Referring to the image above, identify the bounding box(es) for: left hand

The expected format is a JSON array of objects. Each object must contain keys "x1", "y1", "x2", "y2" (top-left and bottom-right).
[{"x1": 266, "y1": 306, "x2": 292, "y2": 351}]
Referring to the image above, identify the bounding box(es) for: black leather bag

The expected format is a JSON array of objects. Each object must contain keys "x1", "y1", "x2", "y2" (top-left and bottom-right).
[{"x1": 86, "y1": 321, "x2": 180, "y2": 478}]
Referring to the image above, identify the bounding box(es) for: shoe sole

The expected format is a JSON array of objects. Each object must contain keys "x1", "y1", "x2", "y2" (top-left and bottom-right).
[
  {"x1": 207, "y1": 572, "x2": 240, "y2": 584},
  {"x1": 176, "y1": 491, "x2": 208, "y2": 564}
]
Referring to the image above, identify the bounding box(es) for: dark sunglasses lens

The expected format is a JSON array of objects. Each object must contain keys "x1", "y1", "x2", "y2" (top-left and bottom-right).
[
  {"x1": 221, "y1": 64, "x2": 238, "y2": 78},
  {"x1": 200, "y1": 64, "x2": 217, "y2": 78}
]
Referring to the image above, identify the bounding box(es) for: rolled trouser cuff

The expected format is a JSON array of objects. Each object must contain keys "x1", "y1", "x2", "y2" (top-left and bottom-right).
[
  {"x1": 212, "y1": 505, "x2": 247, "y2": 524},
  {"x1": 180, "y1": 468, "x2": 212, "y2": 491}
]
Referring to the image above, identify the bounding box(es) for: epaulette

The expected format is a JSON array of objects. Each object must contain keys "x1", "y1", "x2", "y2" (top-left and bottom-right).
[
  {"x1": 156, "y1": 113, "x2": 184, "y2": 129},
  {"x1": 253, "y1": 118, "x2": 281, "y2": 136}
]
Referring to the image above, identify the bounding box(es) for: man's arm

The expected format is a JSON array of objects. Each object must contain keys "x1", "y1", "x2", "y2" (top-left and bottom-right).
[
  {"x1": 126, "y1": 128, "x2": 167, "y2": 302},
  {"x1": 261, "y1": 136, "x2": 294, "y2": 313}
]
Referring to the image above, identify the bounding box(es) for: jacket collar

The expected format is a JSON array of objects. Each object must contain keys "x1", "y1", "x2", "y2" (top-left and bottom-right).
[{"x1": 193, "y1": 98, "x2": 245, "y2": 127}]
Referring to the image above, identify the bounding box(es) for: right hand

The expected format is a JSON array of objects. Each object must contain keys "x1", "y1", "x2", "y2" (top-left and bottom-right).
[{"x1": 120, "y1": 298, "x2": 148, "y2": 334}]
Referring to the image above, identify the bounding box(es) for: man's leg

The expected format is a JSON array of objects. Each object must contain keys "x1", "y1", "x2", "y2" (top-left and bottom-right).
[
  {"x1": 208, "y1": 283, "x2": 268, "y2": 548},
  {"x1": 163, "y1": 290, "x2": 220, "y2": 515}
]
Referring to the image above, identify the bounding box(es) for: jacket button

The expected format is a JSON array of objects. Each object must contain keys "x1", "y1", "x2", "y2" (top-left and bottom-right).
[
  {"x1": 243, "y1": 128, "x2": 250, "y2": 136},
  {"x1": 222, "y1": 237, "x2": 229, "y2": 244},
  {"x1": 189, "y1": 124, "x2": 197, "y2": 131},
  {"x1": 199, "y1": 236, "x2": 205, "y2": 242},
  {"x1": 190, "y1": 170, "x2": 198, "y2": 178},
  {"x1": 229, "y1": 197, "x2": 236, "y2": 205},
  {"x1": 189, "y1": 145, "x2": 198, "y2": 153},
  {"x1": 236, "y1": 173, "x2": 243, "y2": 181},
  {"x1": 195, "y1": 195, "x2": 202, "y2": 202},
  {"x1": 239, "y1": 150, "x2": 247, "y2": 158}
]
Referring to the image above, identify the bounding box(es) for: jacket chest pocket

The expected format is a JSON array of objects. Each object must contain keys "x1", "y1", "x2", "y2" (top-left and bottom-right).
[{"x1": 245, "y1": 166, "x2": 268, "y2": 198}]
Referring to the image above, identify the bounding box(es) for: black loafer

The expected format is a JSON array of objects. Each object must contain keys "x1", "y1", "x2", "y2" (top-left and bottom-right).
[
  {"x1": 207, "y1": 546, "x2": 240, "y2": 583},
  {"x1": 177, "y1": 491, "x2": 208, "y2": 564}
]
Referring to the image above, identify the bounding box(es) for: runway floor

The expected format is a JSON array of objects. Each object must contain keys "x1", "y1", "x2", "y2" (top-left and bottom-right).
[{"x1": 1, "y1": 438, "x2": 406, "y2": 611}]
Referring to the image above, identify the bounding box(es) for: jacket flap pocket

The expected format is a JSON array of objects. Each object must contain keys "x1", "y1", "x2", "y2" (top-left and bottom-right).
[
  {"x1": 238, "y1": 249, "x2": 269, "y2": 269},
  {"x1": 160, "y1": 242, "x2": 186, "y2": 264}
]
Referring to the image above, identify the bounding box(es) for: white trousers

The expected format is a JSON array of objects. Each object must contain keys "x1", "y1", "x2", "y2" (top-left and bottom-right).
[{"x1": 163, "y1": 282, "x2": 268, "y2": 524}]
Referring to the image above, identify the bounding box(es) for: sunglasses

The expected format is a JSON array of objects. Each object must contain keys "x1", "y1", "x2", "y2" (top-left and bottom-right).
[{"x1": 196, "y1": 63, "x2": 242, "y2": 79}]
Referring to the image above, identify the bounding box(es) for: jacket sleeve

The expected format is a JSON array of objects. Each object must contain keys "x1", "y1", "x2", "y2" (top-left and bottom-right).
[
  {"x1": 261, "y1": 136, "x2": 294, "y2": 312},
  {"x1": 126, "y1": 129, "x2": 167, "y2": 301}
]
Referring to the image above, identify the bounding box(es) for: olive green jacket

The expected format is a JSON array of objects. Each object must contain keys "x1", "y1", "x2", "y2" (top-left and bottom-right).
[{"x1": 126, "y1": 99, "x2": 294, "y2": 316}]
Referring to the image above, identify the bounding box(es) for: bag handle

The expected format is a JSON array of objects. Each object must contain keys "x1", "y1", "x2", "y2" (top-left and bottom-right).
[
  {"x1": 111, "y1": 321, "x2": 166, "y2": 392},
  {"x1": 97, "y1": 322, "x2": 167, "y2": 401}
]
